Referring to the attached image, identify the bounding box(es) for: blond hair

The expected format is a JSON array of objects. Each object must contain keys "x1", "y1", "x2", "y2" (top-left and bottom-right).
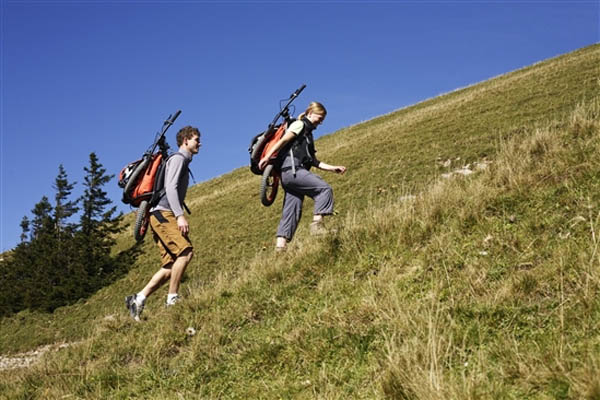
[{"x1": 298, "y1": 101, "x2": 327, "y2": 121}]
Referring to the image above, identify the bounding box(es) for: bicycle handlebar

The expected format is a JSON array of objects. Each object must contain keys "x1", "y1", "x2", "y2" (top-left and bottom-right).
[
  {"x1": 166, "y1": 110, "x2": 182, "y2": 126},
  {"x1": 293, "y1": 84, "x2": 306, "y2": 97},
  {"x1": 149, "y1": 109, "x2": 182, "y2": 154},
  {"x1": 268, "y1": 84, "x2": 306, "y2": 128}
]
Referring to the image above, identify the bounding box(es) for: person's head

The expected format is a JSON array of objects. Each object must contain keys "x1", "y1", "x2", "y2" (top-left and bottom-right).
[
  {"x1": 298, "y1": 101, "x2": 327, "y2": 126},
  {"x1": 176, "y1": 126, "x2": 201, "y2": 154}
]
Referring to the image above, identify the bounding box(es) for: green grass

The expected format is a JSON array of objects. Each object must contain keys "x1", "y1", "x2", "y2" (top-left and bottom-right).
[{"x1": 1, "y1": 44, "x2": 599, "y2": 399}]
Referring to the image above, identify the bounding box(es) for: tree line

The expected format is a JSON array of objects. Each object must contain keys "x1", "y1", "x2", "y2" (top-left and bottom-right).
[{"x1": 0, "y1": 153, "x2": 137, "y2": 317}]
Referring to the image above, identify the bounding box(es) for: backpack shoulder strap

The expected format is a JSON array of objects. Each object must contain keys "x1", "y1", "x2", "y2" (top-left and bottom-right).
[{"x1": 168, "y1": 152, "x2": 196, "y2": 183}]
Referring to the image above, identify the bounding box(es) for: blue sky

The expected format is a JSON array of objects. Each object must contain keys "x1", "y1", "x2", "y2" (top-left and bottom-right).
[{"x1": 1, "y1": 0, "x2": 598, "y2": 252}]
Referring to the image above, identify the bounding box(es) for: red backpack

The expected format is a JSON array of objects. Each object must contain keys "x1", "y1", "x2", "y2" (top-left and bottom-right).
[
  {"x1": 118, "y1": 110, "x2": 181, "y2": 241},
  {"x1": 119, "y1": 152, "x2": 166, "y2": 207},
  {"x1": 248, "y1": 84, "x2": 305, "y2": 206}
]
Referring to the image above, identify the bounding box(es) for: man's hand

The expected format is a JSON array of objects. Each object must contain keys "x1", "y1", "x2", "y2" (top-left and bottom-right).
[{"x1": 177, "y1": 215, "x2": 189, "y2": 236}]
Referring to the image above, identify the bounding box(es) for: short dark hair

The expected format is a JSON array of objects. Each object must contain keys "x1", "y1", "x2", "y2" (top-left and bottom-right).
[{"x1": 176, "y1": 126, "x2": 200, "y2": 147}]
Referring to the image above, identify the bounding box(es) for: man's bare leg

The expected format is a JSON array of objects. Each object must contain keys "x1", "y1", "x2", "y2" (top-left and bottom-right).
[
  {"x1": 168, "y1": 248, "x2": 193, "y2": 295},
  {"x1": 140, "y1": 265, "x2": 173, "y2": 298}
]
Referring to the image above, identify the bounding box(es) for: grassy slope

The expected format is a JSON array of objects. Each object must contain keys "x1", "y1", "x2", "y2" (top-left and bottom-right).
[{"x1": 1, "y1": 44, "x2": 599, "y2": 399}]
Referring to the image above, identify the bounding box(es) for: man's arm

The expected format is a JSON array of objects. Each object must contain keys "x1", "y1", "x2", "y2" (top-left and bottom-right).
[{"x1": 164, "y1": 156, "x2": 189, "y2": 234}]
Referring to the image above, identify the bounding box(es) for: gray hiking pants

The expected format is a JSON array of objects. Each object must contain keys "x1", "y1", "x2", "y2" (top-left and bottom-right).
[{"x1": 276, "y1": 168, "x2": 334, "y2": 240}]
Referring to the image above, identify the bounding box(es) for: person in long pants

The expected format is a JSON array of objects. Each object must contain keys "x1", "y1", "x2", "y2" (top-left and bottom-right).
[{"x1": 258, "y1": 101, "x2": 346, "y2": 250}]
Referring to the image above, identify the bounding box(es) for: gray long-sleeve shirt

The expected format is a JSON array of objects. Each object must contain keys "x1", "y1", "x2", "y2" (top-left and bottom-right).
[{"x1": 150, "y1": 149, "x2": 193, "y2": 217}]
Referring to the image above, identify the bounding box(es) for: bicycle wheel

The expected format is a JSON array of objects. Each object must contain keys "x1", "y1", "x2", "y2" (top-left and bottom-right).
[
  {"x1": 134, "y1": 200, "x2": 150, "y2": 242},
  {"x1": 260, "y1": 164, "x2": 279, "y2": 207},
  {"x1": 250, "y1": 133, "x2": 266, "y2": 163},
  {"x1": 123, "y1": 157, "x2": 150, "y2": 203}
]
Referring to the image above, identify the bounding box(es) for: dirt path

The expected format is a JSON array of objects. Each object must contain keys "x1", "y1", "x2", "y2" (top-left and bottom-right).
[{"x1": 0, "y1": 342, "x2": 77, "y2": 371}]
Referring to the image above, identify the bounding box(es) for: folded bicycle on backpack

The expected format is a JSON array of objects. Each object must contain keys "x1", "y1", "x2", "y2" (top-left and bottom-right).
[
  {"x1": 248, "y1": 84, "x2": 306, "y2": 206},
  {"x1": 118, "y1": 110, "x2": 181, "y2": 241}
]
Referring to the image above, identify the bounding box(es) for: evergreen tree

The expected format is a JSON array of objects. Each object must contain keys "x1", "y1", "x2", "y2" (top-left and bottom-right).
[
  {"x1": 30, "y1": 196, "x2": 54, "y2": 239},
  {"x1": 19, "y1": 216, "x2": 30, "y2": 242},
  {"x1": 19, "y1": 196, "x2": 58, "y2": 311},
  {"x1": 80, "y1": 153, "x2": 117, "y2": 236},
  {"x1": 50, "y1": 164, "x2": 85, "y2": 307},
  {"x1": 78, "y1": 152, "x2": 123, "y2": 287},
  {"x1": 0, "y1": 154, "x2": 130, "y2": 317},
  {"x1": 0, "y1": 242, "x2": 29, "y2": 315},
  {"x1": 53, "y1": 164, "x2": 79, "y2": 236}
]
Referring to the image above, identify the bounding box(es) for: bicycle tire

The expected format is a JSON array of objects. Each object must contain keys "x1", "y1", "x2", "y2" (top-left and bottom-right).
[
  {"x1": 250, "y1": 133, "x2": 266, "y2": 163},
  {"x1": 260, "y1": 164, "x2": 279, "y2": 207},
  {"x1": 134, "y1": 200, "x2": 150, "y2": 242},
  {"x1": 123, "y1": 156, "x2": 151, "y2": 203}
]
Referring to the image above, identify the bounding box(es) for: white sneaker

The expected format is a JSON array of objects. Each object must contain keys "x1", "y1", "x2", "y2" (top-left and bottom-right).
[
  {"x1": 166, "y1": 295, "x2": 181, "y2": 307},
  {"x1": 125, "y1": 294, "x2": 144, "y2": 321}
]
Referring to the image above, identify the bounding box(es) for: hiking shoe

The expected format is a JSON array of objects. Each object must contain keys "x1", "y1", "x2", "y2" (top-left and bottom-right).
[
  {"x1": 125, "y1": 294, "x2": 144, "y2": 321},
  {"x1": 166, "y1": 294, "x2": 181, "y2": 307},
  {"x1": 125, "y1": 295, "x2": 136, "y2": 318},
  {"x1": 310, "y1": 221, "x2": 327, "y2": 236}
]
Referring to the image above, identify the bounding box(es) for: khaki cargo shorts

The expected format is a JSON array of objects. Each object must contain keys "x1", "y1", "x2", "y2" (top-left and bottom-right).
[{"x1": 150, "y1": 210, "x2": 193, "y2": 268}]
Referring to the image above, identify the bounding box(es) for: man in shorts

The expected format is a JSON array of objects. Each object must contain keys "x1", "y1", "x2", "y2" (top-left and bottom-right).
[{"x1": 125, "y1": 126, "x2": 201, "y2": 321}]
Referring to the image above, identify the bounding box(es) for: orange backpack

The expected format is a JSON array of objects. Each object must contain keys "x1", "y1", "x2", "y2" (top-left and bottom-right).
[
  {"x1": 117, "y1": 110, "x2": 181, "y2": 241},
  {"x1": 118, "y1": 152, "x2": 166, "y2": 207},
  {"x1": 248, "y1": 84, "x2": 306, "y2": 176}
]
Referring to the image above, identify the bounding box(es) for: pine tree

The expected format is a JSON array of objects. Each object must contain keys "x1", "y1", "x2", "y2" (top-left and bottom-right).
[
  {"x1": 30, "y1": 196, "x2": 54, "y2": 239},
  {"x1": 50, "y1": 164, "x2": 84, "y2": 308},
  {"x1": 1, "y1": 154, "x2": 129, "y2": 317},
  {"x1": 53, "y1": 164, "x2": 78, "y2": 236},
  {"x1": 78, "y1": 152, "x2": 123, "y2": 287},
  {"x1": 80, "y1": 153, "x2": 115, "y2": 236},
  {"x1": 19, "y1": 216, "x2": 30, "y2": 242},
  {"x1": 0, "y1": 242, "x2": 29, "y2": 315},
  {"x1": 22, "y1": 196, "x2": 58, "y2": 311}
]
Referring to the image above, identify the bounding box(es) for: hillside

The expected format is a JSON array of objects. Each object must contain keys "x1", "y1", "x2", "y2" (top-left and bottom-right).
[{"x1": 1, "y1": 44, "x2": 599, "y2": 399}]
